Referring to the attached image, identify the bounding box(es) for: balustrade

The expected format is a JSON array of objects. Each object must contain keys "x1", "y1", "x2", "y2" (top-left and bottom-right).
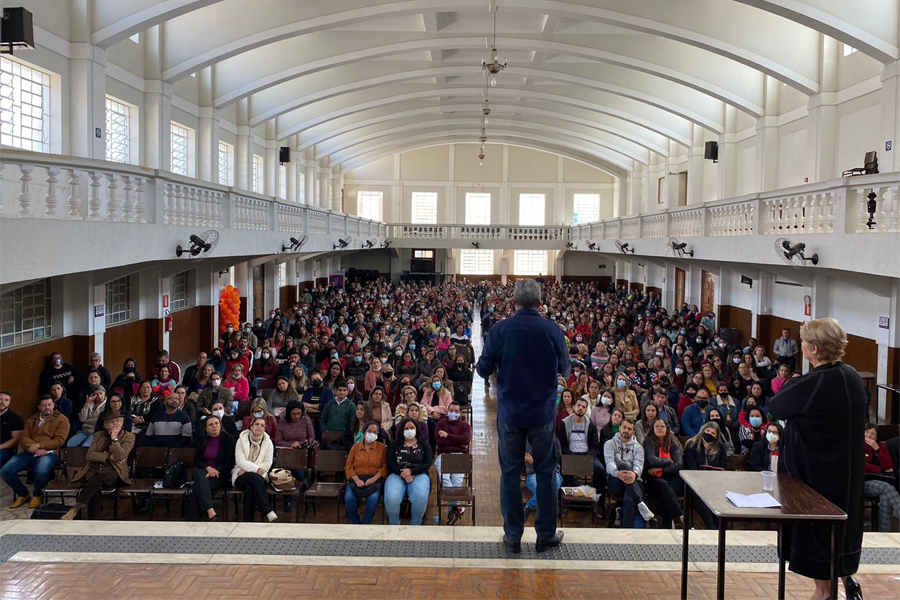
[{"x1": 641, "y1": 215, "x2": 666, "y2": 239}]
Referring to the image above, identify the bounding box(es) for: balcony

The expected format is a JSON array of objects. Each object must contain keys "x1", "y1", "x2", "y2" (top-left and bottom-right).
[
  {"x1": 1, "y1": 151, "x2": 897, "y2": 283},
  {"x1": 0, "y1": 151, "x2": 386, "y2": 285}
]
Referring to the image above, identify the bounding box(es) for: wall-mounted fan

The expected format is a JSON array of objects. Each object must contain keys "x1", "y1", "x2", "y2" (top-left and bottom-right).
[
  {"x1": 565, "y1": 241, "x2": 577, "y2": 250},
  {"x1": 381, "y1": 240, "x2": 393, "y2": 248},
  {"x1": 667, "y1": 237, "x2": 694, "y2": 258},
  {"x1": 281, "y1": 234, "x2": 308, "y2": 252},
  {"x1": 615, "y1": 240, "x2": 634, "y2": 254},
  {"x1": 333, "y1": 236, "x2": 353, "y2": 250},
  {"x1": 586, "y1": 241, "x2": 598, "y2": 251},
  {"x1": 775, "y1": 238, "x2": 818, "y2": 267},
  {"x1": 176, "y1": 230, "x2": 219, "y2": 262},
  {"x1": 472, "y1": 241, "x2": 481, "y2": 249}
]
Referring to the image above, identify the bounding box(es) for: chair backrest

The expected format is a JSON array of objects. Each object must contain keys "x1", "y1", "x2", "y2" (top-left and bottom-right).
[
  {"x1": 321, "y1": 430, "x2": 344, "y2": 447},
  {"x1": 560, "y1": 454, "x2": 594, "y2": 478},
  {"x1": 864, "y1": 151, "x2": 878, "y2": 173},
  {"x1": 63, "y1": 446, "x2": 89, "y2": 479},
  {"x1": 727, "y1": 453, "x2": 751, "y2": 471},
  {"x1": 261, "y1": 388, "x2": 274, "y2": 400},
  {"x1": 274, "y1": 447, "x2": 309, "y2": 470},
  {"x1": 876, "y1": 424, "x2": 897, "y2": 443},
  {"x1": 168, "y1": 447, "x2": 195, "y2": 468},
  {"x1": 439, "y1": 453, "x2": 472, "y2": 478},
  {"x1": 134, "y1": 447, "x2": 169, "y2": 469},
  {"x1": 313, "y1": 448, "x2": 348, "y2": 473},
  {"x1": 236, "y1": 401, "x2": 252, "y2": 418}
]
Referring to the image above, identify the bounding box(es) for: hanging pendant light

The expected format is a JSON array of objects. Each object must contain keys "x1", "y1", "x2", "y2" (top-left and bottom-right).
[{"x1": 481, "y1": 6, "x2": 507, "y2": 85}]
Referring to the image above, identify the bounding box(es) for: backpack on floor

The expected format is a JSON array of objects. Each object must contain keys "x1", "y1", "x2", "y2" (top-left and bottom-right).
[{"x1": 30, "y1": 503, "x2": 72, "y2": 520}]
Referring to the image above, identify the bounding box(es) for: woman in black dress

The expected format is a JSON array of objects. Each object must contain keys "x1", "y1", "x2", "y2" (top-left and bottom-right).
[{"x1": 768, "y1": 318, "x2": 866, "y2": 600}]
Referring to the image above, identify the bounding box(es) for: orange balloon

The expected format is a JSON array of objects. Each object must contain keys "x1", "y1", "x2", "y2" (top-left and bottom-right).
[{"x1": 225, "y1": 285, "x2": 234, "y2": 294}]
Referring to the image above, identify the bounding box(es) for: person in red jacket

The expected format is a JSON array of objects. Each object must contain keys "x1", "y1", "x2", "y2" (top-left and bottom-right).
[
  {"x1": 863, "y1": 423, "x2": 898, "y2": 532},
  {"x1": 435, "y1": 400, "x2": 472, "y2": 525}
]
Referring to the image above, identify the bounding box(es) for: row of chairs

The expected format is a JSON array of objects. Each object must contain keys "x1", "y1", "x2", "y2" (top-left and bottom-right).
[
  {"x1": 40, "y1": 444, "x2": 476, "y2": 524},
  {"x1": 556, "y1": 452, "x2": 752, "y2": 527}
]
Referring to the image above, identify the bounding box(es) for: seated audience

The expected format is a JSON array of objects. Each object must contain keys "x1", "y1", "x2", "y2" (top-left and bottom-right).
[
  {"x1": 435, "y1": 401, "x2": 472, "y2": 525},
  {"x1": 0, "y1": 391, "x2": 24, "y2": 467},
  {"x1": 62, "y1": 410, "x2": 135, "y2": 520},
  {"x1": 223, "y1": 364, "x2": 250, "y2": 404},
  {"x1": 321, "y1": 381, "x2": 355, "y2": 446},
  {"x1": 684, "y1": 421, "x2": 728, "y2": 528},
  {"x1": 643, "y1": 418, "x2": 684, "y2": 528},
  {"x1": 144, "y1": 394, "x2": 192, "y2": 448},
  {"x1": 863, "y1": 423, "x2": 899, "y2": 531},
  {"x1": 242, "y1": 398, "x2": 277, "y2": 438},
  {"x1": 344, "y1": 420, "x2": 388, "y2": 524},
  {"x1": 196, "y1": 373, "x2": 234, "y2": 416},
  {"x1": 558, "y1": 397, "x2": 606, "y2": 498},
  {"x1": 1, "y1": 396, "x2": 69, "y2": 508},
  {"x1": 232, "y1": 416, "x2": 277, "y2": 522},
  {"x1": 68, "y1": 385, "x2": 107, "y2": 447},
  {"x1": 385, "y1": 418, "x2": 433, "y2": 526},
  {"x1": 750, "y1": 422, "x2": 786, "y2": 472},
  {"x1": 603, "y1": 418, "x2": 654, "y2": 528}
]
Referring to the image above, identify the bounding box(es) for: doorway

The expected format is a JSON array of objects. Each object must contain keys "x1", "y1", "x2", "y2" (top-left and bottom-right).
[
  {"x1": 674, "y1": 268, "x2": 686, "y2": 311},
  {"x1": 701, "y1": 269, "x2": 717, "y2": 316}
]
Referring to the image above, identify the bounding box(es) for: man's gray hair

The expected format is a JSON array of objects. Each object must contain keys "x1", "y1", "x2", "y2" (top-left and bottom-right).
[{"x1": 514, "y1": 279, "x2": 542, "y2": 309}]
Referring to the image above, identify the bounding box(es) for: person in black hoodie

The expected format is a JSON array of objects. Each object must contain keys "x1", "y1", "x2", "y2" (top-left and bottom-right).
[
  {"x1": 189, "y1": 414, "x2": 236, "y2": 521},
  {"x1": 39, "y1": 352, "x2": 79, "y2": 399}
]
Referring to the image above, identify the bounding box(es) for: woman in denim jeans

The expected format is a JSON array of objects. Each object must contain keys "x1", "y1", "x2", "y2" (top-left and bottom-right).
[{"x1": 384, "y1": 417, "x2": 433, "y2": 525}]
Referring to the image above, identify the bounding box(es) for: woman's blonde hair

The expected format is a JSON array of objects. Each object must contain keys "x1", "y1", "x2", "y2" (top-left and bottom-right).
[
  {"x1": 800, "y1": 318, "x2": 848, "y2": 363},
  {"x1": 251, "y1": 397, "x2": 270, "y2": 416}
]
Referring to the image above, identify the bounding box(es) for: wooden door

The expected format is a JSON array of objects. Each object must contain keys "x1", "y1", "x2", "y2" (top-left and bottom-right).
[
  {"x1": 701, "y1": 269, "x2": 717, "y2": 316},
  {"x1": 674, "y1": 268, "x2": 685, "y2": 311},
  {"x1": 252, "y1": 265, "x2": 265, "y2": 320}
]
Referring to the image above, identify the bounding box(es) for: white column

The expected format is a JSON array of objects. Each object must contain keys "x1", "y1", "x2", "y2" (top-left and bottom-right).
[
  {"x1": 755, "y1": 76, "x2": 780, "y2": 193},
  {"x1": 305, "y1": 148, "x2": 316, "y2": 206},
  {"x1": 286, "y1": 135, "x2": 299, "y2": 203},
  {"x1": 265, "y1": 121, "x2": 278, "y2": 197},
  {"x1": 688, "y1": 124, "x2": 705, "y2": 204},
  {"x1": 69, "y1": 45, "x2": 107, "y2": 159},
  {"x1": 806, "y1": 36, "x2": 839, "y2": 183},
  {"x1": 331, "y1": 166, "x2": 342, "y2": 212},
  {"x1": 717, "y1": 105, "x2": 738, "y2": 200},
  {"x1": 880, "y1": 60, "x2": 900, "y2": 173},
  {"x1": 142, "y1": 26, "x2": 172, "y2": 170},
  {"x1": 197, "y1": 67, "x2": 220, "y2": 183},
  {"x1": 235, "y1": 99, "x2": 252, "y2": 191},
  {"x1": 318, "y1": 159, "x2": 330, "y2": 209},
  {"x1": 233, "y1": 262, "x2": 251, "y2": 321}
]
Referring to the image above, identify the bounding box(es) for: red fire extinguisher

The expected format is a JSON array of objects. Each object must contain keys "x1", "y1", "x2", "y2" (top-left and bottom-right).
[{"x1": 165, "y1": 314, "x2": 174, "y2": 332}]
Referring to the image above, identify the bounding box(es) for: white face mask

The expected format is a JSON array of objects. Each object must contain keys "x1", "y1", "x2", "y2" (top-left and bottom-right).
[
  {"x1": 403, "y1": 429, "x2": 416, "y2": 440},
  {"x1": 448, "y1": 411, "x2": 460, "y2": 421},
  {"x1": 601, "y1": 396, "x2": 613, "y2": 406},
  {"x1": 212, "y1": 409, "x2": 225, "y2": 419},
  {"x1": 364, "y1": 432, "x2": 378, "y2": 444},
  {"x1": 211, "y1": 380, "x2": 221, "y2": 388},
  {"x1": 252, "y1": 411, "x2": 264, "y2": 419},
  {"x1": 766, "y1": 432, "x2": 779, "y2": 444}
]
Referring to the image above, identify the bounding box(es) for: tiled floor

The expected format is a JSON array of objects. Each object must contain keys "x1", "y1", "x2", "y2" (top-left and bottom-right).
[{"x1": 1, "y1": 561, "x2": 899, "y2": 600}]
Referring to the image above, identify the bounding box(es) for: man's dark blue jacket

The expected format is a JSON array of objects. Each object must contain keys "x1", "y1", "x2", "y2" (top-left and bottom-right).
[{"x1": 477, "y1": 309, "x2": 569, "y2": 428}]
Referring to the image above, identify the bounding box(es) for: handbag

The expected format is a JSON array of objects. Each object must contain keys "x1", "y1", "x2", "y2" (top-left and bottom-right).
[
  {"x1": 162, "y1": 461, "x2": 187, "y2": 488},
  {"x1": 349, "y1": 474, "x2": 383, "y2": 499},
  {"x1": 269, "y1": 468, "x2": 296, "y2": 491}
]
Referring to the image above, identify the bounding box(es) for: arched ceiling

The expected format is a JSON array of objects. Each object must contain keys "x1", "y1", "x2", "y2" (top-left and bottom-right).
[{"x1": 91, "y1": 0, "x2": 897, "y2": 173}]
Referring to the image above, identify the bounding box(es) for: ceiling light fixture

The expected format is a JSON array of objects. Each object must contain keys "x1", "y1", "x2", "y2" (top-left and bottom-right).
[{"x1": 481, "y1": 6, "x2": 506, "y2": 87}]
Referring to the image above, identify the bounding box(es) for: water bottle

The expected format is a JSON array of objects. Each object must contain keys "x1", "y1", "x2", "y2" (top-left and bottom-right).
[{"x1": 434, "y1": 512, "x2": 440, "y2": 525}]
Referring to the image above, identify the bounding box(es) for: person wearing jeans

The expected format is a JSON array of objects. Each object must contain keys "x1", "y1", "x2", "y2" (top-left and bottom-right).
[
  {"x1": 477, "y1": 279, "x2": 569, "y2": 553},
  {"x1": 344, "y1": 421, "x2": 387, "y2": 524},
  {"x1": 384, "y1": 418, "x2": 433, "y2": 525},
  {"x1": 524, "y1": 438, "x2": 563, "y2": 520},
  {"x1": 603, "y1": 418, "x2": 655, "y2": 528},
  {"x1": 1, "y1": 396, "x2": 70, "y2": 508}
]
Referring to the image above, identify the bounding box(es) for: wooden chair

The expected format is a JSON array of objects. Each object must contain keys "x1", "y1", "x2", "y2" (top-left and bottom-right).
[
  {"x1": 437, "y1": 453, "x2": 475, "y2": 525},
  {"x1": 152, "y1": 447, "x2": 195, "y2": 518},
  {"x1": 120, "y1": 447, "x2": 168, "y2": 520},
  {"x1": 44, "y1": 446, "x2": 88, "y2": 502},
  {"x1": 559, "y1": 454, "x2": 598, "y2": 526},
  {"x1": 304, "y1": 448, "x2": 347, "y2": 522},
  {"x1": 321, "y1": 430, "x2": 344, "y2": 449},
  {"x1": 727, "y1": 453, "x2": 751, "y2": 471},
  {"x1": 268, "y1": 447, "x2": 309, "y2": 523}
]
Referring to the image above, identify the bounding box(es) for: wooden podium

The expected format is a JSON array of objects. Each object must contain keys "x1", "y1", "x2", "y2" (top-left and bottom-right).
[{"x1": 680, "y1": 471, "x2": 847, "y2": 600}]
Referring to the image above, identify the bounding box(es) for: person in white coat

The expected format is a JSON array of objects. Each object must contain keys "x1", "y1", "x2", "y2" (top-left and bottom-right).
[{"x1": 232, "y1": 416, "x2": 276, "y2": 522}]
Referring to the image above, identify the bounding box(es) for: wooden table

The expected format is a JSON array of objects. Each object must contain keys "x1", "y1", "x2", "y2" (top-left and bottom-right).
[{"x1": 680, "y1": 471, "x2": 847, "y2": 600}]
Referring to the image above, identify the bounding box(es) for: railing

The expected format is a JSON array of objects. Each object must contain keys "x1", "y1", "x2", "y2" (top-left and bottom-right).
[
  {"x1": 1, "y1": 150, "x2": 895, "y2": 254},
  {"x1": 570, "y1": 173, "x2": 899, "y2": 243},
  {"x1": 0, "y1": 150, "x2": 384, "y2": 239},
  {"x1": 392, "y1": 224, "x2": 570, "y2": 242}
]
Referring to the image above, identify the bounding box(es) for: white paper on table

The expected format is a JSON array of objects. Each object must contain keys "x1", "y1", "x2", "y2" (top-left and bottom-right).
[{"x1": 725, "y1": 491, "x2": 782, "y2": 508}]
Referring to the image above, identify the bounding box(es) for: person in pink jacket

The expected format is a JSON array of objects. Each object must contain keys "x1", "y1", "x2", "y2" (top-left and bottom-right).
[
  {"x1": 420, "y1": 374, "x2": 452, "y2": 419},
  {"x1": 223, "y1": 363, "x2": 250, "y2": 403}
]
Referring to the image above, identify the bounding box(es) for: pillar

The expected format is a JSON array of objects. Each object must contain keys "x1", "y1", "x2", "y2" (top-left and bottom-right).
[
  {"x1": 331, "y1": 166, "x2": 342, "y2": 212},
  {"x1": 755, "y1": 76, "x2": 780, "y2": 193},
  {"x1": 197, "y1": 67, "x2": 220, "y2": 183},
  {"x1": 305, "y1": 148, "x2": 316, "y2": 206},
  {"x1": 688, "y1": 124, "x2": 705, "y2": 204},
  {"x1": 265, "y1": 120, "x2": 278, "y2": 197},
  {"x1": 286, "y1": 135, "x2": 299, "y2": 203},
  {"x1": 68, "y1": 0, "x2": 106, "y2": 159},
  {"x1": 142, "y1": 26, "x2": 171, "y2": 170},
  {"x1": 235, "y1": 98, "x2": 252, "y2": 191},
  {"x1": 717, "y1": 105, "x2": 738, "y2": 200},
  {"x1": 806, "y1": 36, "x2": 839, "y2": 183},
  {"x1": 880, "y1": 60, "x2": 900, "y2": 173},
  {"x1": 318, "y1": 158, "x2": 330, "y2": 209}
]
